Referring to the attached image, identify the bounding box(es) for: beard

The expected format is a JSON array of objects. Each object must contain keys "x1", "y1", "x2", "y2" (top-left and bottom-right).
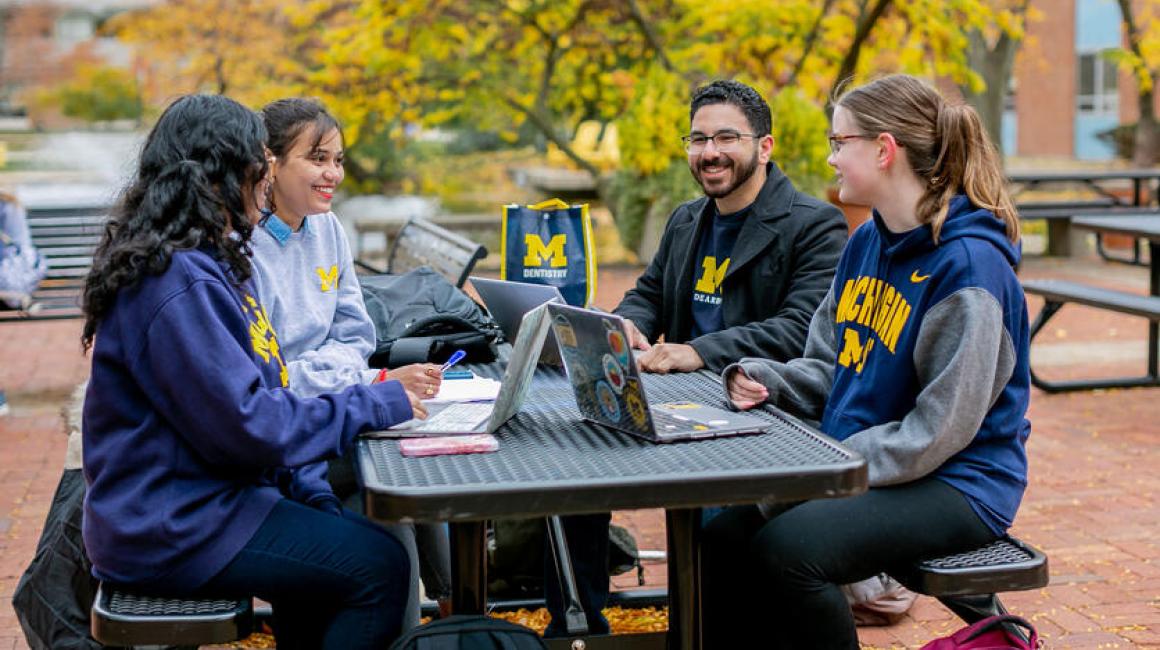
[{"x1": 691, "y1": 148, "x2": 761, "y2": 200}]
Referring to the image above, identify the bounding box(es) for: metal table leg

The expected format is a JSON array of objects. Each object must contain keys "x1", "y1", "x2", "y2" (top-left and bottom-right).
[
  {"x1": 449, "y1": 520, "x2": 488, "y2": 614},
  {"x1": 665, "y1": 507, "x2": 702, "y2": 650},
  {"x1": 1150, "y1": 241, "x2": 1159, "y2": 379}
]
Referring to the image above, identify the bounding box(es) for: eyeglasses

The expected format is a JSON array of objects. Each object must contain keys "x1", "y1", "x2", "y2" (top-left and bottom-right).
[
  {"x1": 682, "y1": 131, "x2": 761, "y2": 153},
  {"x1": 828, "y1": 133, "x2": 875, "y2": 154}
]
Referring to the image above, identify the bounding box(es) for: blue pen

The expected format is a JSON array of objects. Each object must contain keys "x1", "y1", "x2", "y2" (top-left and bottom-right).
[{"x1": 440, "y1": 349, "x2": 467, "y2": 372}]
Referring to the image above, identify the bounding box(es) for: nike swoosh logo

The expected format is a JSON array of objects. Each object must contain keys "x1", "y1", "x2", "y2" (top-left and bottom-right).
[{"x1": 910, "y1": 270, "x2": 931, "y2": 283}]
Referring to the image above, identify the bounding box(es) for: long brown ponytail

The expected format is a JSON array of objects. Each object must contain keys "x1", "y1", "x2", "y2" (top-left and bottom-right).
[{"x1": 836, "y1": 75, "x2": 1019, "y2": 243}]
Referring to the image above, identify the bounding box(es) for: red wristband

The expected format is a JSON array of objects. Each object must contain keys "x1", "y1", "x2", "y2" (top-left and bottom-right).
[{"x1": 375, "y1": 368, "x2": 389, "y2": 383}]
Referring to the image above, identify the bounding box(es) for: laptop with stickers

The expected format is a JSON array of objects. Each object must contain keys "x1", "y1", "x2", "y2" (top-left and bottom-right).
[{"x1": 545, "y1": 303, "x2": 770, "y2": 443}]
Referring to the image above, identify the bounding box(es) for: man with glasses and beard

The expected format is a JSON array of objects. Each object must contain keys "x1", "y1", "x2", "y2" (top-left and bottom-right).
[
  {"x1": 615, "y1": 79, "x2": 848, "y2": 374},
  {"x1": 541, "y1": 80, "x2": 847, "y2": 640}
]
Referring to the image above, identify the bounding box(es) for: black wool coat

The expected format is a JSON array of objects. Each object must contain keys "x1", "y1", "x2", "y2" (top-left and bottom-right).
[{"x1": 613, "y1": 162, "x2": 848, "y2": 372}]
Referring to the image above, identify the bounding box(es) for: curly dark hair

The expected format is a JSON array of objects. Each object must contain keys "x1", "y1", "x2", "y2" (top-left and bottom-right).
[
  {"x1": 690, "y1": 80, "x2": 772, "y2": 136},
  {"x1": 81, "y1": 94, "x2": 269, "y2": 351}
]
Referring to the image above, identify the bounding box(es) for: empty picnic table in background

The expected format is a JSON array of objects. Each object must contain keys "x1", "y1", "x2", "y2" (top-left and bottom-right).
[
  {"x1": 1008, "y1": 168, "x2": 1160, "y2": 260},
  {"x1": 1022, "y1": 215, "x2": 1160, "y2": 392}
]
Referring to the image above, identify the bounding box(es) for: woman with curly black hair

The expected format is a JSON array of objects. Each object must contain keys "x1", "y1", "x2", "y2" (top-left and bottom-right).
[{"x1": 80, "y1": 94, "x2": 421, "y2": 649}]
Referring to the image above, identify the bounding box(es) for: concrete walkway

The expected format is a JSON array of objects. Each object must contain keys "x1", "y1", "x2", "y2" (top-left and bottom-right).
[{"x1": 1, "y1": 253, "x2": 1157, "y2": 648}]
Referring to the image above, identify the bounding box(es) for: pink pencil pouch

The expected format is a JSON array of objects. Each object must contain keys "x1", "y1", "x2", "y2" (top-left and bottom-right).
[{"x1": 399, "y1": 434, "x2": 500, "y2": 457}]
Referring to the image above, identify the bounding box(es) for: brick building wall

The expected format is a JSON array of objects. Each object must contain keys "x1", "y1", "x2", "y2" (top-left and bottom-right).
[
  {"x1": 1015, "y1": 0, "x2": 1078, "y2": 157},
  {"x1": 0, "y1": 1, "x2": 148, "y2": 125},
  {"x1": 0, "y1": 5, "x2": 80, "y2": 101},
  {"x1": 1115, "y1": 0, "x2": 1160, "y2": 126}
]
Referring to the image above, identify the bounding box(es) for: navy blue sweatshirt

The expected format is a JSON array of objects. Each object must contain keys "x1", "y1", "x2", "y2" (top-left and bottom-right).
[
  {"x1": 82, "y1": 246, "x2": 413, "y2": 589},
  {"x1": 730, "y1": 196, "x2": 1031, "y2": 535}
]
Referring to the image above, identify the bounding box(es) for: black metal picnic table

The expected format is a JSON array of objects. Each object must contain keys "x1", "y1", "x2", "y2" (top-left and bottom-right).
[
  {"x1": 1022, "y1": 215, "x2": 1160, "y2": 392},
  {"x1": 1008, "y1": 168, "x2": 1160, "y2": 261},
  {"x1": 357, "y1": 365, "x2": 867, "y2": 650},
  {"x1": 1008, "y1": 168, "x2": 1160, "y2": 207},
  {"x1": 1074, "y1": 216, "x2": 1160, "y2": 383}
]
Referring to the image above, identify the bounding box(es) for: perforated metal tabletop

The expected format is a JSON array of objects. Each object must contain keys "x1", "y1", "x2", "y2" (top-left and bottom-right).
[{"x1": 357, "y1": 366, "x2": 866, "y2": 522}]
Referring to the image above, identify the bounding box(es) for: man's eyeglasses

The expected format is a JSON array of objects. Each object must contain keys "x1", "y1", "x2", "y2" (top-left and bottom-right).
[
  {"x1": 828, "y1": 133, "x2": 875, "y2": 154},
  {"x1": 682, "y1": 131, "x2": 761, "y2": 153}
]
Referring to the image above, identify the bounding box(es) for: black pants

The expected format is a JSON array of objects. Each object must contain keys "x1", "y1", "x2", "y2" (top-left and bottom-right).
[
  {"x1": 197, "y1": 499, "x2": 410, "y2": 649},
  {"x1": 702, "y1": 478, "x2": 996, "y2": 649}
]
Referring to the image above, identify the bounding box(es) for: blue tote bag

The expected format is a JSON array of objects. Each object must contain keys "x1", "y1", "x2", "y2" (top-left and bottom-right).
[{"x1": 500, "y1": 198, "x2": 596, "y2": 307}]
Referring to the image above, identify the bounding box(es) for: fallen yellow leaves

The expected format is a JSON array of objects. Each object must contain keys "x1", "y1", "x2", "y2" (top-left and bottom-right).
[
  {"x1": 216, "y1": 606, "x2": 669, "y2": 647},
  {"x1": 490, "y1": 606, "x2": 669, "y2": 635}
]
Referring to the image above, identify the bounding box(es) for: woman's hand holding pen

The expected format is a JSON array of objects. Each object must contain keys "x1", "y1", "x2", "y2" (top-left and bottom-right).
[{"x1": 376, "y1": 364, "x2": 442, "y2": 398}]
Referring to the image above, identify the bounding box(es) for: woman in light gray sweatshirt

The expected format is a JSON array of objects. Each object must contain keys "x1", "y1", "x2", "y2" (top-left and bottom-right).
[{"x1": 250, "y1": 98, "x2": 453, "y2": 626}]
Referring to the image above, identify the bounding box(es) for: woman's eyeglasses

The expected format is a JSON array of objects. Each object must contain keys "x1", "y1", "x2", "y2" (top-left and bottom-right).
[{"x1": 828, "y1": 133, "x2": 875, "y2": 154}]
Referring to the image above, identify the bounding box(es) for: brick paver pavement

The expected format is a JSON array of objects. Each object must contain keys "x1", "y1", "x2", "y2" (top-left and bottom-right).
[{"x1": 2, "y1": 253, "x2": 1157, "y2": 648}]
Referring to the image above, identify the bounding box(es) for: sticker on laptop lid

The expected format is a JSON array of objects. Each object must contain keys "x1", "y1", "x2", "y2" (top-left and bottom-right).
[
  {"x1": 606, "y1": 329, "x2": 629, "y2": 365},
  {"x1": 602, "y1": 354, "x2": 625, "y2": 393},
  {"x1": 656, "y1": 401, "x2": 703, "y2": 410},
  {"x1": 595, "y1": 380, "x2": 621, "y2": 422},
  {"x1": 552, "y1": 314, "x2": 578, "y2": 347}
]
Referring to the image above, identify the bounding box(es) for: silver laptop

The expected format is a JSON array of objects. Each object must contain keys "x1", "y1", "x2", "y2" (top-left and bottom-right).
[
  {"x1": 470, "y1": 276, "x2": 565, "y2": 366},
  {"x1": 546, "y1": 303, "x2": 770, "y2": 443},
  {"x1": 364, "y1": 304, "x2": 551, "y2": 437}
]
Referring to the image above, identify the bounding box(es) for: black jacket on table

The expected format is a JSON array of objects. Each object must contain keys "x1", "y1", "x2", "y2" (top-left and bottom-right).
[{"x1": 613, "y1": 162, "x2": 848, "y2": 372}]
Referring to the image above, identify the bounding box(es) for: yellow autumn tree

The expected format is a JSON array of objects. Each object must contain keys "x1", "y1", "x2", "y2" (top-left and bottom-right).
[
  {"x1": 107, "y1": 0, "x2": 315, "y2": 108},
  {"x1": 1111, "y1": 0, "x2": 1160, "y2": 165},
  {"x1": 108, "y1": 0, "x2": 1033, "y2": 250}
]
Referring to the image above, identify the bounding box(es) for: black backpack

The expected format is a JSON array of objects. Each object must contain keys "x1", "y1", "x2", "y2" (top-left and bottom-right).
[
  {"x1": 12, "y1": 469, "x2": 105, "y2": 650},
  {"x1": 360, "y1": 267, "x2": 502, "y2": 368},
  {"x1": 389, "y1": 615, "x2": 547, "y2": 650},
  {"x1": 488, "y1": 520, "x2": 644, "y2": 599}
]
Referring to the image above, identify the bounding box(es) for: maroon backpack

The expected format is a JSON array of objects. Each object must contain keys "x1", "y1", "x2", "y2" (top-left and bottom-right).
[{"x1": 920, "y1": 614, "x2": 1039, "y2": 649}]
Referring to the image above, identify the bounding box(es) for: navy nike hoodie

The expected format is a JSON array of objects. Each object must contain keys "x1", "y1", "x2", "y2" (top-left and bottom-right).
[{"x1": 731, "y1": 195, "x2": 1031, "y2": 534}]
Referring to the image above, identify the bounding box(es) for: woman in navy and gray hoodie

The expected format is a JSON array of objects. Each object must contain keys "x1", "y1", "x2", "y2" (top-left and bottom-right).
[
  {"x1": 702, "y1": 75, "x2": 1031, "y2": 649},
  {"x1": 80, "y1": 94, "x2": 423, "y2": 649}
]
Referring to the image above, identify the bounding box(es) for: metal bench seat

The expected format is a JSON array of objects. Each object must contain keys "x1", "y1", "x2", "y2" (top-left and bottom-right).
[
  {"x1": 355, "y1": 215, "x2": 487, "y2": 289},
  {"x1": 896, "y1": 536, "x2": 1048, "y2": 634},
  {"x1": 1023, "y1": 278, "x2": 1160, "y2": 392},
  {"x1": 1024, "y1": 278, "x2": 1160, "y2": 320},
  {"x1": 897, "y1": 536, "x2": 1048, "y2": 599},
  {"x1": 1, "y1": 202, "x2": 109, "y2": 321},
  {"x1": 91, "y1": 583, "x2": 252, "y2": 648}
]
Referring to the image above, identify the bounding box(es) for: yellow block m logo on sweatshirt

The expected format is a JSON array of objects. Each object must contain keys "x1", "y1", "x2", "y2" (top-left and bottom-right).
[{"x1": 316, "y1": 265, "x2": 339, "y2": 293}]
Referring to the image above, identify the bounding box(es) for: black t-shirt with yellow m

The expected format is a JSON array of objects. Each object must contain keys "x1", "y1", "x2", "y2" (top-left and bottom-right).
[{"x1": 690, "y1": 204, "x2": 750, "y2": 338}]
